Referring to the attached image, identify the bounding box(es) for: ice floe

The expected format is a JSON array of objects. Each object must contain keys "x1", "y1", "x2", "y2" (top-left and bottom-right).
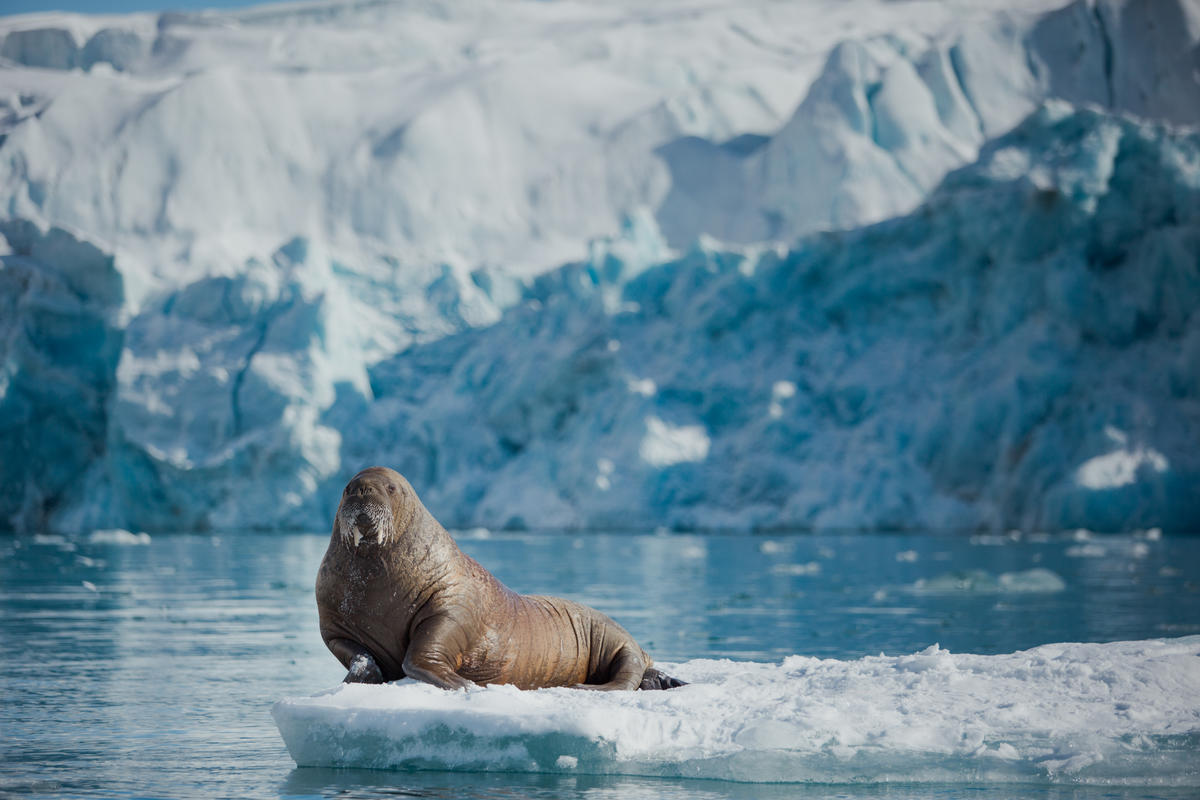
[{"x1": 274, "y1": 636, "x2": 1200, "y2": 785}]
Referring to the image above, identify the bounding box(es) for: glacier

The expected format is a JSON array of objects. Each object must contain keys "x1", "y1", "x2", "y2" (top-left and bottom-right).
[
  {"x1": 1, "y1": 0, "x2": 1198, "y2": 533},
  {"x1": 350, "y1": 104, "x2": 1200, "y2": 533},
  {"x1": 3, "y1": 101, "x2": 1197, "y2": 533},
  {"x1": 273, "y1": 636, "x2": 1200, "y2": 785}
]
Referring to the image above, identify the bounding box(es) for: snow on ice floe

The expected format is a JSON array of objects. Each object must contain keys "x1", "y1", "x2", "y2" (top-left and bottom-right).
[{"x1": 273, "y1": 637, "x2": 1200, "y2": 785}]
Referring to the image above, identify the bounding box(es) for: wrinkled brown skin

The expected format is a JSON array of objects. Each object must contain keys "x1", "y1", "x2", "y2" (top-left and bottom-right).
[{"x1": 316, "y1": 466, "x2": 683, "y2": 691}]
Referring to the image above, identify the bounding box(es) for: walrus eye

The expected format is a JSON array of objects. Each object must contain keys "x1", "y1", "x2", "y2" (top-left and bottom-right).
[{"x1": 387, "y1": 484, "x2": 396, "y2": 495}]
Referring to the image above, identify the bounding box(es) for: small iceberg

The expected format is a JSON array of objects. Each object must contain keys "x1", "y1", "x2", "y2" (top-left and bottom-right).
[
  {"x1": 273, "y1": 637, "x2": 1200, "y2": 785},
  {"x1": 88, "y1": 529, "x2": 152, "y2": 545}
]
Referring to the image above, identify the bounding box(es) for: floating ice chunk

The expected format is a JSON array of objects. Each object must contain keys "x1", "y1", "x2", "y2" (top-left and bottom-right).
[
  {"x1": 638, "y1": 417, "x2": 710, "y2": 467},
  {"x1": 273, "y1": 637, "x2": 1200, "y2": 785},
  {"x1": 771, "y1": 562, "x2": 821, "y2": 576},
  {"x1": 1066, "y1": 544, "x2": 1107, "y2": 558},
  {"x1": 996, "y1": 569, "x2": 1067, "y2": 592},
  {"x1": 895, "y1": 550, "x2": 919, "y2": 562},
  {"x1": 906, "y1": 568, "x2": 1066, "y2": 594},
  {"x1": 88, "y1": 529, "x2": 151, "y2": 545}
]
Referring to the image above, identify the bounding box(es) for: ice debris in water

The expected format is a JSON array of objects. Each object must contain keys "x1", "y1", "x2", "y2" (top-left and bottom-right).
[
  {"x1": 771, "y1": 562, "x2": 821, "y2": 576},
  {"x1": 273, "y1": 637, "x2": 1200, "y2": 785},
  {"x1": 905, "y1": 568, "x2": 1067, "y2": 594},
  {"x1": 88, "y1": 529, "x2": 151, "y2": 545}
]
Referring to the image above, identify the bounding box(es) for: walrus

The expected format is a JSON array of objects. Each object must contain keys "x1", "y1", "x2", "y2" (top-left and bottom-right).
[{"x1": 316, "y1": 466, "x2": 686, "y2": 691}]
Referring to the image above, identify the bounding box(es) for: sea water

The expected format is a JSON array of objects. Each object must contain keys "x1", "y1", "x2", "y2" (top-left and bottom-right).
[{"x1": 1, "y1": 530, "x2": 1197, "y2": 799}]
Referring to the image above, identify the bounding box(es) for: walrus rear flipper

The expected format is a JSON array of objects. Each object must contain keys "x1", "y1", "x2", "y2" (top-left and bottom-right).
[{"x1": 640, "y1": 667, "x2": 687, "y2": 690}]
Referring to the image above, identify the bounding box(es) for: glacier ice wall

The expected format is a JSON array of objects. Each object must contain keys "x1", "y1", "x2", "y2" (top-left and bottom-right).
[
  {"x1": 351, "y1": 104, "x2": 1200, "y2": 533},
  {"x1": 4, "y1": 103, "x2": 1195, "y2": 533},
  {"x1": 1, "y1": 0, "x2": 1198, "y2": 533}
]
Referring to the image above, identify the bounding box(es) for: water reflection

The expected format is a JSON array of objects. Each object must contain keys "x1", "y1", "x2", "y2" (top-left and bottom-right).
[{"x1": 278, "y1": 768, "x2": 1200, "y2": 800}]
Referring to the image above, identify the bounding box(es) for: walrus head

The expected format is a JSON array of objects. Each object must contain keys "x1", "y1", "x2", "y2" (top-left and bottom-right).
[{"x1": 335, "y1": 466, "x2": 415, "y2": 548}]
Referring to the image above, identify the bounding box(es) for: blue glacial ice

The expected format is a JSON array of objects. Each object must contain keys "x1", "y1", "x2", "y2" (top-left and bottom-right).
[
  {"x1": 273, "y1": 636, "x2": 1200, "y2": 785},
  {"x1": 0, "y1": 220, "x2": 124, "y2": 531},
  {"x1": 2, "y1": 102, "x2": 1198, "y2": 533}
]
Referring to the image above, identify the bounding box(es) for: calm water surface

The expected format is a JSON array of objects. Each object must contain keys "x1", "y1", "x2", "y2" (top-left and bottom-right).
[{"x1": 1, "y1": 530, "x2": 1197, "y2": 799}]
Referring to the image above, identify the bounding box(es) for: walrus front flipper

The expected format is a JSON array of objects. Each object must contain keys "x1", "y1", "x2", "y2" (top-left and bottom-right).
[
  {"x1": 327, "y1": 638, "x2": 384, "y2": 684},
  {"x1": 640, "y1": 667, "x2": 687, "y2": 690}
]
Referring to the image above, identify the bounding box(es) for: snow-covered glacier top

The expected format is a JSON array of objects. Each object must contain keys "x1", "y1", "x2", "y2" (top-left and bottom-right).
[
  {"x1": 1, "y1": 0, "x2": 1198, "y2": 533},
  {"x1": 4, "y1": 0, "x2": 1178, "y2": 298}
]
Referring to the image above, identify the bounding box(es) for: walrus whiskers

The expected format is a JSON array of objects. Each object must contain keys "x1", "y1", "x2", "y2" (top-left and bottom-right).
[{"x1": 337, "y1": 500, "x2": 394, "y2": 548}]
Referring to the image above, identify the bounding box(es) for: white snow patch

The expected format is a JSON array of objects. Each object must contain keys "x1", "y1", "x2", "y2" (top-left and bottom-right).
[
  {"x1": 638, "y1": 416, "x2": 710, "y2": 468},
  {"x1": 626, "y1": 378, "x2": 657, "y2": 397},
  {"x1": 1076, "y1": 446, "x2": 1169, "y2": 490}
]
